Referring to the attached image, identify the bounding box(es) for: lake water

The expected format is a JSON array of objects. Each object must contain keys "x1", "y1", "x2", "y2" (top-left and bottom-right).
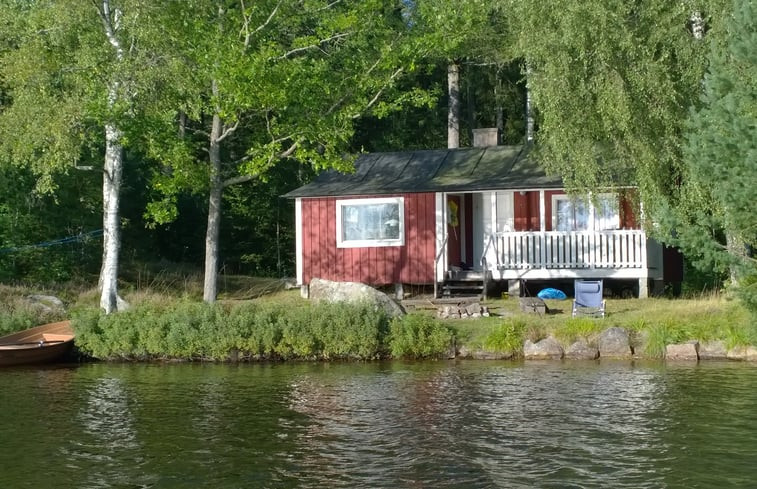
[{"x1": 1, "y1": 360, "x2": 756, "y2": 488}]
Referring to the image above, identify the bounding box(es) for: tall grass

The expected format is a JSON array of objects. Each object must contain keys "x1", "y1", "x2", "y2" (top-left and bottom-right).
[{"x1": 483, "y1": 318, "x2": 527, "y2": 353}]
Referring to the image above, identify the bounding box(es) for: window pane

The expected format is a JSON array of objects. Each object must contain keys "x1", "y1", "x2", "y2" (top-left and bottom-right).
[
  {"x1": 556, "y1": 199, "x2": 589, "y2": 231},
  {"x1": 556, "y1": 200, "x2": 573, "y2": 231},
  {"x1": 338, "y1": 198, "x2": 403, "y2": 247},
  {"x1": 574, "y1": 200, "x2": 589, "y2": 231},
  {"x1": 594, "y1": 195, "x2": 619, "y2": 230}
]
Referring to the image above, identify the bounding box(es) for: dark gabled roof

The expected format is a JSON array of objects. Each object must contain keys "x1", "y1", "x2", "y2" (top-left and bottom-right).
[{"x1": 284, "y1": 145, "x2": 564, "y2": 198}]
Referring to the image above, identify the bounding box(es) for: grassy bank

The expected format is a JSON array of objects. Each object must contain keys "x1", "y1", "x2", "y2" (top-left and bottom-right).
[
  {"x1": 1, "y1": 276, "x2": 755, "y2": 361},
  {"x1": 451, "y1": 294, "x2": 755, "y2": 358}
]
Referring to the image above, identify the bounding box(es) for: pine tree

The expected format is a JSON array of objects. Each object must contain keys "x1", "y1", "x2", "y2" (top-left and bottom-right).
[{"x1": 681, "y1": 0, "x2": 757, "y2": 312}]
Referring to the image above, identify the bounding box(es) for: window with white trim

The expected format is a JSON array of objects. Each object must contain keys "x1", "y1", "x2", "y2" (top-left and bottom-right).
[
  {"x1": 336, "y1": 197, "x2": 405, "y2": 248},
  {"x1": 552, "y1": 194, "x2": 619, "y2": 231}
]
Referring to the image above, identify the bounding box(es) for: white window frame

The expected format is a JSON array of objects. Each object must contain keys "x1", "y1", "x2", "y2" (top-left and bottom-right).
[
  {"x1": 336, "y1": 197, "x2": 405, "y2": 248},
  {"x1": 551, "y1": 193, "x2": 620, "y2": 232}
]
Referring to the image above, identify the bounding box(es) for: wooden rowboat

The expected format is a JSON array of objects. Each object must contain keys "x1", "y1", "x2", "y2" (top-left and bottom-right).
[{"x1": 0, "y1": 320, "x2": 75, "y2": 367}]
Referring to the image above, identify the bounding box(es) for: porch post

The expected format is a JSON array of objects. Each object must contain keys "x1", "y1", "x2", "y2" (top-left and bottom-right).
[
  {"x1": 490, "y1": 192, "x2": 497, "y2": 233},
  {"x1": 539, "y1": 190, "x2": 546, "y2": 268},
  {"x1": 295, "y1": 198, "x2": 304, "y2": 285},
  {"x1": 435, "y1": 192, "x2": 447, "y2": 285},
  {"x1": 539, "y1": 190, "x2": 546, "y2": 232}
]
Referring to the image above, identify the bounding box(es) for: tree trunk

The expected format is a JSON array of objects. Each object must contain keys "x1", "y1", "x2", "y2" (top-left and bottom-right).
[
  {"x1": 203, "y1": 83, "x2": 223, "y2": 303},
  {"x1": 495, "y1": 73, "x2": 504, "y2": 144},
  {"x1": 447, "y1": 61, "x2": 460, "y2": 149},
  {"x1": 525, "y1": 64, "x2": 534, "y2": 143},
  {"x1": 100, "y1": 119, "x2": 123, "y2": 313},
  {"x1": 97, "y1": 0, "x2": 125, "y2": 314}
]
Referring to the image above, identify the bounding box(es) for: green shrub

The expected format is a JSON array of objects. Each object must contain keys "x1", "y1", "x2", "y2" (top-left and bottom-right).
[
  {"x1": 72, "y1": 299, "x2": 389, "y2": 361},
  {"x1": 389, "y1": 313, "x2": 453, "y2": 359},
  {"x1": 483, "y1": 318, "x2": 526, "y2": 353}
]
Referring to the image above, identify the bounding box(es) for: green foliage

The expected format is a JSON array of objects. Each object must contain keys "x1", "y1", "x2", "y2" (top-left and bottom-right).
[
  {"x1": 388, "y1": 313, "x2": 453, "y2": 359},
  {"x1": 483, "y1": 318, "x2": 526, "y2": 353},
  {"x1": 72, "y1": 299, "x2": 391, "y2": 361},
  {"x1": 676, "y1": 0, "x2": 757, "y2": 315}
]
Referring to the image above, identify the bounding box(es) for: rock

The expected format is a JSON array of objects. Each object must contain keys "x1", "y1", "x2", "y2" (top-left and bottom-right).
[
  {"x1": 308, "y1": 278, "x2": 405, "y2": 318},
  {"x1": 437, "y1": 306, "x2": 460, "y2": 319},
  {"x1": 519, "y1": 297, "x2": 547, "y2": 315},
  {"x1": 465, "y1": 303, "x2": 483, "y2": 316},
  {"x1": 699, "y1": 340, "x2": 728, "y2": 360},
  {"x1": 25, "y1": 294, "x2": 65, "y2": 314},
  {"x1": 726, "y1": 345, "x2": 757, "y2": 362},
  {"x1": 472, "y1": 350, "x2": 514, "y2": 360},
  {"x1": 666, "y1": 341, "x2": 699, "y2": 361},
  {"x1": 437, "y1": 303, "x2": 490, "y2": 320},
  {"x1": 117, "y1": 295, "x2": 131, "y2": 312},
  {"x1": 565, "y1": 340, "x2": 599, "y2": 360},
  {"x1": 598, "y1": 327, "x2": 633, "y2": 358},
  {"x1": 458, "y1": 345, "x2": 514, "y2": 360},
  {"x1": 524, "y1": 336, "x2": 564, "y2": 360}
]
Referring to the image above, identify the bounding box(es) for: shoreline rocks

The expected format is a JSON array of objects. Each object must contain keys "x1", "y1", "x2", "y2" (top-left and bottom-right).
[{"x1": 460, "y1": 326, "x2": 757, "y2": 363}]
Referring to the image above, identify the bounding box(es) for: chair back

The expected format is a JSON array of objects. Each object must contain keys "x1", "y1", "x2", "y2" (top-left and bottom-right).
[{"x1": 574, "y1": 280, "x2": 603, "y2": 308}]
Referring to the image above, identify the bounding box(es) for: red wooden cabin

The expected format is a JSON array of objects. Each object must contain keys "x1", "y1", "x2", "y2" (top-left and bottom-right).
[{"x1": 285, "y1": 141, "x2": 679, "y2": 298}]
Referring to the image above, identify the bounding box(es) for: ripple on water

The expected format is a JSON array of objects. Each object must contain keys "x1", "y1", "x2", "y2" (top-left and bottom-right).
[{"x1": 1, "y1": 361, "x2": 757, "y2": 488}]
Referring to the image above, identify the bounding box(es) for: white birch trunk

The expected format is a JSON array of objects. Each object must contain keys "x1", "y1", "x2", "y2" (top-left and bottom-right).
[
  {"x1": 100, "y1": 118, "x2": 123, "y2": 313},
  {"x1": 525, "y1": 63, "x2": 534, "y2": 143},
  {"x1": 97, "y1": 0, "x2": 126, "y2": 314},
  {"x1": 447, "y1": 61, "x2": 460, "y2": 149},
  {"x1": 691, "y1": 11, "x2": 705, "y2": 40}
]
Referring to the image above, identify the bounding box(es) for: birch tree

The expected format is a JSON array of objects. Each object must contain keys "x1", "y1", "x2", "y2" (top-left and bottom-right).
[
  {"x1": 0, "y1": 0, "x2": 162, "y2": 313},
  {"x1": 504, "y1": 0, "x2": 730, "y2": 201}
]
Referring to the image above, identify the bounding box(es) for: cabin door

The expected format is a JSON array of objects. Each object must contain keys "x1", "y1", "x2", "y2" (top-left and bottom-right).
[{"x1": 447, "y1": 194, "x2": 473, "y2": 269}]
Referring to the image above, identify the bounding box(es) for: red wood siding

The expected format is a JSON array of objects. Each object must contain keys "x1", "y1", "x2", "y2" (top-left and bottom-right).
[
  {"x1": 301, "y1": 194, "x2": 436, "y2": 285},
  {"x1": 514, "y1": 191, "x2": 543, "y2": 231}
]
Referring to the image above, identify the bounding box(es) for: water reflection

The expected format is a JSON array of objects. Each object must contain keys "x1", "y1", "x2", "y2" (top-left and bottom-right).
[
  {"x1": 72, "y1": 376, "x2": 153, "y2": 488},
  {"x1": 1, "y1": 361, "x2": 756, "y2": 488}
]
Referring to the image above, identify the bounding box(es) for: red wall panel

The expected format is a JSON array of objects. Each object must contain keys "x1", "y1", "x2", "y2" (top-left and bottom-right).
[{"x1": 301, "y1": 193, "x2": 436, "y2": 285}]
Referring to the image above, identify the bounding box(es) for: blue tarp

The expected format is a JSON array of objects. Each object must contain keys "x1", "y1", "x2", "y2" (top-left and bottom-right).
[{"x1": 537, "y1": 288, "x2": 567, "y2": 300}]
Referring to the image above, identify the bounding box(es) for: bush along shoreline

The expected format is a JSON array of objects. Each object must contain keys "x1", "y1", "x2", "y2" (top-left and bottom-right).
[
  {"x1": 72, "y1": 300, "x2": 455, "y2": 362},
  {"x1": 69, "y1": 299, "x2": 757, "y2": 363}
]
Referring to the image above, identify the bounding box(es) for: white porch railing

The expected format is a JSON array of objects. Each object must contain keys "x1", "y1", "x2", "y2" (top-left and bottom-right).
[{"x1": 491, "y1": 230, "x2": 647, "y2": 270}]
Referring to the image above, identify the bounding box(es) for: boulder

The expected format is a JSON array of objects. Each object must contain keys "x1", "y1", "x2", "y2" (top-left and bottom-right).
[
  {"x1": 308, "y1": 278, "x2": 405, "y2": 318},
  {"x1": 665, "y1": 341, "x2": 699, "y2": 361},
  {"x1": 565, "y1": 340, "x2": 599, "y2": 360},
  {"x1": 25, "y1": 294, "x2": 65, "y2": 314},
  {"x1": 598, "y1": 327, "x2": 633, "y2": 358},
  {"x1": 699, "y1": 340, "x2": 728, "y2": 360},
  {"x1": 524, "y1": 336, "x2": 564, "y2": 360},
  {"x1": 726, "y1": 345, "x2": 757, "y2": 362}
]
